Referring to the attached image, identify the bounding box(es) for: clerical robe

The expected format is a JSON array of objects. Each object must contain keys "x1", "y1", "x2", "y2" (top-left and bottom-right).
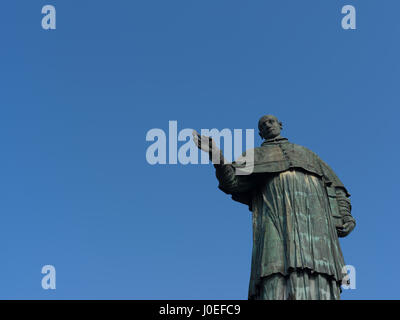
[{"x1": 214, "y1": 137, "x2": 355, "y2": 300}]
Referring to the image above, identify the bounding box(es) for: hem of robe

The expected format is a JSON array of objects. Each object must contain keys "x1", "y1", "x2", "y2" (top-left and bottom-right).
[{"x1": 248, "y1": 268, "x2": 342, "y2": 300}]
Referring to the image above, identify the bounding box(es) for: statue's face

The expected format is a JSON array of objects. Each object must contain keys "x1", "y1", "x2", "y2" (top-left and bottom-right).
[{"x1": 258, "y1": 115, "x2": 282, "y2": 139}]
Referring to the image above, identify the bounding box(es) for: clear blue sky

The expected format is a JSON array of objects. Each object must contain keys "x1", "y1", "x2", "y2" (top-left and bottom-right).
[{"x1": 0, "y1": 0, "x2": 398, "y2": 299}]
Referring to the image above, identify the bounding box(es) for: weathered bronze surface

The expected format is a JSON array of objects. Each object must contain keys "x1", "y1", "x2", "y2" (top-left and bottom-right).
[{"x1": 193, "y1": 115, "x2": 356, "y2": 300}]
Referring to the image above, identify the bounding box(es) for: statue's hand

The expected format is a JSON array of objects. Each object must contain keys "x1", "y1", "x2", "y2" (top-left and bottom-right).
[
  {"x1": 192, "y1": 130, "x2": 219, "y2": 154},
  {"x1": 192, "y1": 130, "x2": 224, "y2": 164},
  {"x1": 337, "y1": 221, "x2": 355, "y2": 237}
]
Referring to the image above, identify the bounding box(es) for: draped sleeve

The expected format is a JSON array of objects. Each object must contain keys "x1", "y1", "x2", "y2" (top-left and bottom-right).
[{"x1": 214, "y1": 163, "x2": 263, "y2": 211}]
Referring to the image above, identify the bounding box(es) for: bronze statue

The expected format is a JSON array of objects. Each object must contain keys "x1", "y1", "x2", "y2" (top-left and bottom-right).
[{"x1": 193, "y1": 115, "x2": 356, "y2": 300}]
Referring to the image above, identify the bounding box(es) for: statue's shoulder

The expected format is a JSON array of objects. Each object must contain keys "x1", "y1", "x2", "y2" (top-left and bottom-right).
[
  {"x1": 288, "y1": 142, "x2": 350, "y2": 196},
  {"x1": 236, "y1": 140, "x2": 319, "y2": 164},
  {"x1": 279, "y1": 141, "x2": 320, "y2": 164},
  {"x1": 288, "y1": 141, "x2": 319, "y2": 156}
]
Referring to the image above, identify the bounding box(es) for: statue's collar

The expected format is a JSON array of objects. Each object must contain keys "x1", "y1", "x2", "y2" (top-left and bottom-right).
[{"x1": 261, "y1": 136, "x2": 288, "y2": 146}]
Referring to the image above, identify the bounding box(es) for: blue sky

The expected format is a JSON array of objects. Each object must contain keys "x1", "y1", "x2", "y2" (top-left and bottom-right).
[{"x1": 0, "y1": 0, "x2": 398, "y2": 299}]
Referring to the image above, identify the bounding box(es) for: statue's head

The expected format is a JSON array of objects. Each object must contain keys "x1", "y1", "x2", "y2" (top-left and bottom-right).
[{"x1": 258, "y1": 115, "x2": 283, "y2": 140}]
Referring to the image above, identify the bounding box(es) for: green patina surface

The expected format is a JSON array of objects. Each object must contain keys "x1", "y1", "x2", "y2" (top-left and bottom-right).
[
  {"x1": 194, "y1": 115, "x2": 356, "y2": 300},
  {"x1": 215, "y1": 137, "x2": 355, "y2": 300}
]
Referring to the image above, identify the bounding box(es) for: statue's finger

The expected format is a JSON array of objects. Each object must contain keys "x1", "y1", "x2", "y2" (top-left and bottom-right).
[{"x1": 193, "y1": 131, "x2": 202, "y2": 141}]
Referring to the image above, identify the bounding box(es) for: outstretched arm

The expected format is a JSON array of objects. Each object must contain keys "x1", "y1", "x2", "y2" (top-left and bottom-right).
[
  {"x1": 192, "y1": 130, "x2": 226, "y2": 165},
  {"x1": 192, "y1": 130, "x2": 256, "y2": 194}
]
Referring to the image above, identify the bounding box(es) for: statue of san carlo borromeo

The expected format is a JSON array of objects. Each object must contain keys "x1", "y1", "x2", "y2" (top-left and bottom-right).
[{"x1": 192, "y1": 115, "x2": 356, "y2": 300}]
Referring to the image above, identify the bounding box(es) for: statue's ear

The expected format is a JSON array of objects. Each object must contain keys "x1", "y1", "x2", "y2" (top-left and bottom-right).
[
  {"x1": 258, "y1": 130, "x2": 264, "y2": 139},
  {"x1": 279, "y1": 122, "x2": 283, "y2": 130}
]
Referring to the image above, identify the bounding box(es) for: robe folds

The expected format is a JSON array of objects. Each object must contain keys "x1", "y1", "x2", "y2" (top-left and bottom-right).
[{"x1": 215, "y1": 137, "x2": 353, "y2": 300}]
